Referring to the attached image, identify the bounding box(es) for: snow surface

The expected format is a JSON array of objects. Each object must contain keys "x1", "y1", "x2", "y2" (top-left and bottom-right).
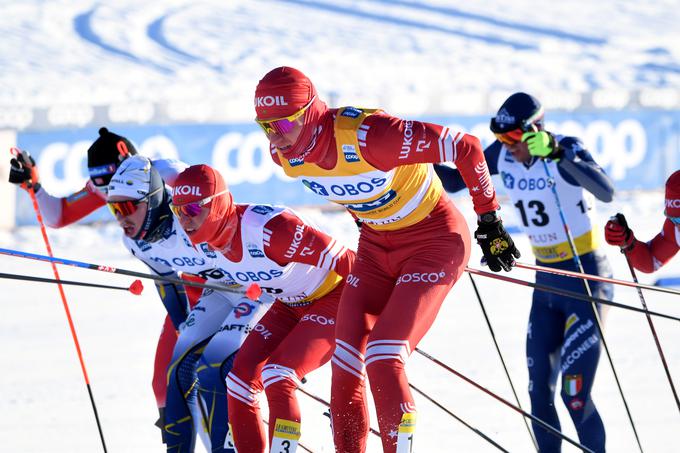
[
  {"x1": 1, "y1": 0, "x2": 680, "y2": 451},
  {"x1": 1, "y1": 192, "x2": 679, "y2": 452},
  {"x1": 2, "y1": 0, "x2": 680, "y2": 117}
]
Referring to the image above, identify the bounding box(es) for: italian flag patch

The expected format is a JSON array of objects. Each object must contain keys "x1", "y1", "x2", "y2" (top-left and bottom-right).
[{"x1": 563, "y1": 374, "x2": 583, "y2": 396}]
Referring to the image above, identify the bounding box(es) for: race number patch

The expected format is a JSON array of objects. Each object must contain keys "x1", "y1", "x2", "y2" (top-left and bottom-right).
[
  {"x1": 396, "y1": 412, "x2": 416, "y2": 453},
  {"x1": 271, "y1": 418, "x2": 301, "y2": 453}
]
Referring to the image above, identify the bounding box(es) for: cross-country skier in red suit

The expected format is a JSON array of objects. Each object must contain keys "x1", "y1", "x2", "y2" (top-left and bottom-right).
[
  {"x1": 170, "y1": 164, "x2": 356, "y2": 453},
  {"x1": 253, "y1": 66, "x2": 520, "y2": 453},
  {"x1": 605, "y1": 170, "x2": 680, "y2": 271},
  {"x1": 8, "y1": 128, "x2": 197, "y2": 440}
]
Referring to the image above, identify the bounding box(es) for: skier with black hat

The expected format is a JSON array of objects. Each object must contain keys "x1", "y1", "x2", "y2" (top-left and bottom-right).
[
  {"x1": 8, "y1": 127, "x2": 187, "y2": 227},
  {"x1": 8, "y1": 127, "x2": 191, "y2": 444}
]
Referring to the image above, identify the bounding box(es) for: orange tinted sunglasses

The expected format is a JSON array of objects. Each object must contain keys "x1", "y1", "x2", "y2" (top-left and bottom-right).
[
  {"x1": 107, "y1": 187, "x2": 162, "y2": 217},
  {"x1": 493, "y1": 128, "x2": 524, "y2": 145}
]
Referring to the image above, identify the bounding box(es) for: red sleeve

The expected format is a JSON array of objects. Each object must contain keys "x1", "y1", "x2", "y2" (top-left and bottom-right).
[
  {"x1": 263, "y1": 211, "x2": 356, "y2": 277},
  {"x1": 627, "y1": 219, "x2": 680, "y2": 273},
  {"x1": 37, "y1": 182, "x2": 107, "y2": 228},
  {"x1": 59, "y1": 186, "x2": 106, "y2": 226},
  {"x1": 360, "y1": 112, "x2": 499, "y2": 214}
]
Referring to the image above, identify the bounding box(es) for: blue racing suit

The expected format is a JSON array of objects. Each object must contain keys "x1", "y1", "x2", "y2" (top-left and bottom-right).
[{"x1": 435, "y1": 135, "x2": 615, "y2": 452}]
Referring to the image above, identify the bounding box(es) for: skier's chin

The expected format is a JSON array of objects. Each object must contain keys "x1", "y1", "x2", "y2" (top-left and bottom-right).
[
  {"x1": 123, "y1": 225, "x2": 139, "y2": 238},
  {"x1": 277, "y1": 144, "x2": 293, "y2": 154}
]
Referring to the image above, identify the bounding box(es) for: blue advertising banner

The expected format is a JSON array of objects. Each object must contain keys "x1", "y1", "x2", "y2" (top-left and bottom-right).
[{"x1": 14, "y1": 110, "x2": 680, "y2": 225}]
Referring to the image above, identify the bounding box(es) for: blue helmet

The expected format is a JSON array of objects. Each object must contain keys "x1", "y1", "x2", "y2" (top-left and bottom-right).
[{"x1": 489, "y1": 92, "x2": 544, "y2": 134}]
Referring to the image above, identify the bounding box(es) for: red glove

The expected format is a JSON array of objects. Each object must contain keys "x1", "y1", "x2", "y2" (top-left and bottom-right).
[{"x1": 604, "y1": 213, "x2": 634, "y2": 250}]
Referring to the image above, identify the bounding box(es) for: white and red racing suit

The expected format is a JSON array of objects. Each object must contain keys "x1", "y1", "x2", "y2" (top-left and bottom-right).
[{"x1": 221, "y1": 204, "x2": 355, "y2": 453}]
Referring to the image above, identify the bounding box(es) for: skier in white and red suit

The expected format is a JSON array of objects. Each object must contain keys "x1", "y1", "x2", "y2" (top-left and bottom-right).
[
  {"x1": 605, "y1": 170, "x2": 680, "y2": 271},
  {"x1": 8, "y1": 128, "x2": 197, "y2": 437},
  {"x1": 253, "y1": 66, "x2": 520, "y2": 453},
  {"x1": 170, "y1": 164, "x2": 356, "y2": 453}
]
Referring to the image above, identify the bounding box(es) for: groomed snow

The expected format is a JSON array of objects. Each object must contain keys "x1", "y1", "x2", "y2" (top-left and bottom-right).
[{"x1": 1, "y1": 191, "x2": 678, "y2": 452}]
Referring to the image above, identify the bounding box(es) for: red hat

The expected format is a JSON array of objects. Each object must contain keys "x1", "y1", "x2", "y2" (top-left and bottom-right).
[
  {"x1": 665, "y1": 170, "x2": 680, "y2": 218},
  {"x1": 254, "y1": 67, "x2": 329, "y2": 159},
  {"x1": 255, "y1": 67, "x2": 316, "y2": 120},
  {"x1": 172, "y1": 164, "x2": 237, "y2": 247}
]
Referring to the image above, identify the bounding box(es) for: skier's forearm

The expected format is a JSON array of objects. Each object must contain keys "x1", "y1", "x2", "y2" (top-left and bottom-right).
[
  {"x1": 558, "y1": 158, "x2": 615, "y2": 202},
  {"x1": 34, "y1": 187, "x2": 65, "y2": 227}
]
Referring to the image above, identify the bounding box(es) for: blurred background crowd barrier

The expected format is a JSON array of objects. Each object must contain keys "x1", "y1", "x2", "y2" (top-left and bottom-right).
[{"x1": 2, "y1": 107, "x2": 678, "y2": 226}]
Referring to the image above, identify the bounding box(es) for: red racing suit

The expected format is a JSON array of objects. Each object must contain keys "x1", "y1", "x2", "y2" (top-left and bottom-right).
[
  {"x1": 625, "y1": 219, "x2": 680, "y2": 272},
  {"x1": 271, "y1": 108, "x2": 499, "y2": 453},
  {"x1": 224, "y1": 206, "x2": 355, "y2": 453}
]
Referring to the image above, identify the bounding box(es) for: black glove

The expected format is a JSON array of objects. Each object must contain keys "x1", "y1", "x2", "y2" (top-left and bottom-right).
[
  {"x1": 9, "y1": 149, "x2": 40, "y2": 191},
  {"x1": 155, "y1": 407, "x2": 167, "y2": 444},
  {"x1": 474, "y1": 214, "x2": 520, "y2": 272}
]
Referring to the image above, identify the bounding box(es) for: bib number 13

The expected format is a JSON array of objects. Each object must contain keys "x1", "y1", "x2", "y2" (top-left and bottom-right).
[{"x1": 514, "y1": 200, "x2": 549, "y2": 227}]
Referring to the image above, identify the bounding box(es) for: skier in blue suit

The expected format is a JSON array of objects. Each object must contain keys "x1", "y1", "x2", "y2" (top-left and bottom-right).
[{"x1": 434, "y1": 92, "x2": 615, "y2": 452}]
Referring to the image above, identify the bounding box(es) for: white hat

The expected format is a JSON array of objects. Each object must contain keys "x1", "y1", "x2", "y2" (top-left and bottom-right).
[{"x1": 107, "y1": 155, "x2": 153, "y2": 200}]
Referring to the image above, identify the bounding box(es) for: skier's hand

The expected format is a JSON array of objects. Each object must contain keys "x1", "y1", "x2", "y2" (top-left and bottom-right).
[
  {"x1": 522, "y1": 131, "x2": 563, "y2": 161},
  {"x1": 605, "y1": 213, "x2": 635, "y2": 251},
  {"x1": 9, "y1": 149, "x2": 40, "y2": 191},
  {"x1": 474, "y1": 214, "x2": 520, "y2": 272}
]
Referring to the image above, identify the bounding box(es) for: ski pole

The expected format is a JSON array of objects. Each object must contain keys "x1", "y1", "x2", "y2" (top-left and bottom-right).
[
  {"x1": 0, "y1": 271, "x2": 143, "y2": 294},
  {"x1": 538, "y1": 157, "x2": 643, "y2": 452},
  {"x1": 465, "y1": 267, "x2": 680, "y2": 322},
  {"x1": 300, "y1": 381, "x2": 506, "y2": 450},
  {"x1": 408, "y1": 382, "x2": 510, "y2": 452},
  {"x1": 622, "y1": 251, "x2": 680, "y2": 414},
  {"x1": 468, "y1": 274, "x2": 538, "y2": 451},
  {"x1": 300, "y1": 375, "x2": 513, "y2": 450},
  {"x1": 415, "y1": 348, "x2": 594, "y2": 453},
  {"x1": 516, "y1": 261, "x2": 680, "y2": 297},
  {"x1": 0, "y1": 247, "x2": 261, "y2": 300},
  {"x1": 14, "y1": 146, "x2": 108, "y2": 452}
]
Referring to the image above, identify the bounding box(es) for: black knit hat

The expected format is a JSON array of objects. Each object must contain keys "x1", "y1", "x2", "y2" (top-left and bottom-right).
[
  {"x1": 489, "y1": 92, "x2": 544, "y2": 134},
  {"x1": 87, "y1": 127, "x2": 138, "y2": 189}
]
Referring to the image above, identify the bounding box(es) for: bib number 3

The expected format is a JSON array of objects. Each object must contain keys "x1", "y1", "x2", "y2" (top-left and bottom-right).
[
  {"x1": 271, "y1": 438, "x2": 296, "y2": 453},
  {"x1": 271, "y1": 419, "x2": 301, "y2": 453}
]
